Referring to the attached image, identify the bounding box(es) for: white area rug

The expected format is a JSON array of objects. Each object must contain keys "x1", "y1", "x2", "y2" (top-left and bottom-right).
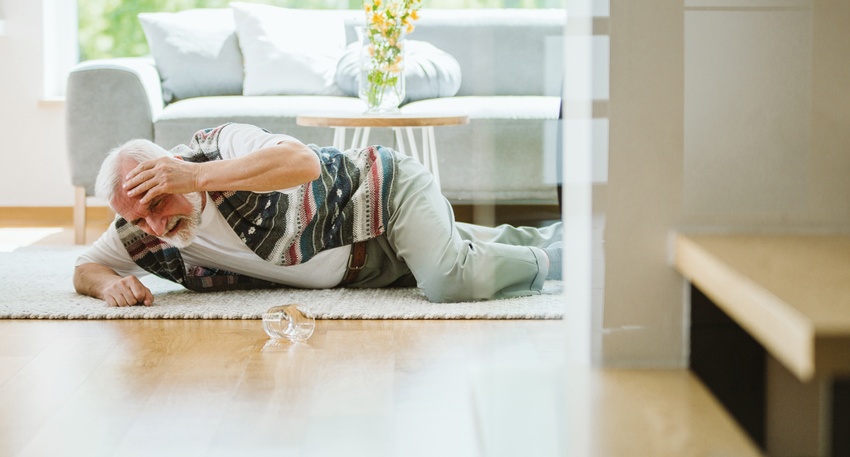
[{"x1": 0, "y1": 246, "x2": 564, "y2": 320}]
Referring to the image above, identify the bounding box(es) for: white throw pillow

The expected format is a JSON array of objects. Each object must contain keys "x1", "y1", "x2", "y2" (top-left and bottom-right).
[
  {"x1": 231, "y1": 3, "x2": 346, "y2": 96},
  {"x1": 138, "y1": 9, "x2": 243, "y2": 103}
]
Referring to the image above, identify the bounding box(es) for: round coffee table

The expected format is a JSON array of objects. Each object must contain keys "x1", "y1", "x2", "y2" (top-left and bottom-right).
[{"x1": 296, "y1": 112, "x2": 469, "y2": 190}]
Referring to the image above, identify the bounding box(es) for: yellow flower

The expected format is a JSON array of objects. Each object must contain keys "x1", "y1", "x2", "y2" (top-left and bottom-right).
[{"x1": 360, "y1": 0, "x2": 421, "y2": 108}]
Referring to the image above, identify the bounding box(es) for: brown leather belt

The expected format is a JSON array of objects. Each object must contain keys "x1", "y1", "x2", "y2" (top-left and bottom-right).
[{"x1": 339, "y1": 241, "x2": 368, "y2": 287}]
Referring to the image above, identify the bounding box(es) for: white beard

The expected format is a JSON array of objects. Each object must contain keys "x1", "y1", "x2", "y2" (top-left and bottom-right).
[{"x1": 160, "y1": 192, "x2": 203, "y2": 248}]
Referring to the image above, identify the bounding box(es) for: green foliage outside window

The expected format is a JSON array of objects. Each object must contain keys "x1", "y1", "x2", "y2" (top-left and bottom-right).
[{"x1": 77, "y1": 0, "x2": 564, "y2": 61}]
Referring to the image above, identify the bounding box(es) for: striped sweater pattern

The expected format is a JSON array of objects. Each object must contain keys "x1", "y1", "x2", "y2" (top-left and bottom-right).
[{"x1": 116, "y1": 125, "x2": 397, "y2": 291}]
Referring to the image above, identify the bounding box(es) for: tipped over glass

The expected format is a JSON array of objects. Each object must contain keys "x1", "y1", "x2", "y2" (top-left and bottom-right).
[{"x1": 262, "y1": 304, "x2": 315, "y2": 343}]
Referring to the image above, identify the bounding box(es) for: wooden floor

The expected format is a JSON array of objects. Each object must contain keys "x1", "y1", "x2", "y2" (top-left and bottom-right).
[
  {"x1": 0, "y1": 318, "x2": 568, "y2": 457},
  {"x1": 0, "y1": 213, "x2": 762, "y2": 457}
]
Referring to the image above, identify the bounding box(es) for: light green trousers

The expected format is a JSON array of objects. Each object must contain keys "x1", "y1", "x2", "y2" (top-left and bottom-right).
[{"x1": 349, "y1": 155, "x2": 562, "y2": 302}]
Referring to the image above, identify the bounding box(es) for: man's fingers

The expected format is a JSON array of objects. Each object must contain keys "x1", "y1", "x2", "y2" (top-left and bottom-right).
[
  {"x1": 105, "y1": 292, "x2": 129, "y2": 307},
  {"x1": 118, "y1": 288, "x2": 138, "y2": 307},
  {"x1": 124, "y1": 159, "x2": 166, "y2": 194},
  {"x1": 125, "y1": 170, "x2": 157, "y2": 197},
  {"x1": 129, "y1": 281, "x2": 154, "y2": 307},
  {"x1": 104, "y1": 277, "x2": 153, "y2": 307},
  {"x1": 138, "y1": 184, "x2": 164, "y2": 205},
  {"x1": 123, "y1": 157, "x2": 197, "y2": 203},
  {"x1": 124, "y1": 161, "x2": 153, "y2": 185}
]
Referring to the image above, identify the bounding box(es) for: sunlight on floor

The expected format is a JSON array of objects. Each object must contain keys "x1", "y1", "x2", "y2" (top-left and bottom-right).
[{"x1": 0, "y1": 227, "x2": 64, "y2": 252}]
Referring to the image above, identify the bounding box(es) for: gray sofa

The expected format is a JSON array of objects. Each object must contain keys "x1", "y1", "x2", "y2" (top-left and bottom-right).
[{"x1": 66, "y1": 8, "x2": 565, "y2": 242}]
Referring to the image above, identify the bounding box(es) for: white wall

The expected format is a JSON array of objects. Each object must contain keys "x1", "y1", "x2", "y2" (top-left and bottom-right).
[
  {"x1": 597, "y1": 0, "x2": 850, "y2": 368},
  {"x1": 599, "y1": 0, "x2": 687, "y2": 367},
  {"x1": 683, "y1": 1, "x2": 850, "y2": 229},
  {"x1": 0, "y1": 0, "x2": 75, "y2": 207}
]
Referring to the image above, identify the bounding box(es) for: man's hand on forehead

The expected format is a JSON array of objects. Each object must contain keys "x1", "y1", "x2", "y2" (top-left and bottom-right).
[{"x1": 123, "y1": 156, "x2": 200, "y2": 204}]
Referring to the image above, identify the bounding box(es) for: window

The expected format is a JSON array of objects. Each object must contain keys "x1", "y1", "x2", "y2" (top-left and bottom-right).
[
  {"x1": 43, "y1": 0, "x2": 79, "y2": 99},
  {"x1": 77, "y1": 0, "x2": 565, "y2": 61}
]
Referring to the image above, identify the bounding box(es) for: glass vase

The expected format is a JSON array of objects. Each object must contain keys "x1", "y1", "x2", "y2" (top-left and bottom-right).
[{"x1": 356, "y1": 26, "x2": 405, "y2": 114}]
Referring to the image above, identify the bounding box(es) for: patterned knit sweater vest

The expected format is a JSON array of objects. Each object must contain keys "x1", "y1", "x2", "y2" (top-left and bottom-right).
[{"x1": 116, "y1": 124, "x2": 397, "y2": 292}]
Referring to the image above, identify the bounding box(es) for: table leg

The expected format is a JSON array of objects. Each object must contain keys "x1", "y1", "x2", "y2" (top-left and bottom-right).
[
  {"x1": 330, "y1": 124, "x2": 440, "y2": 190},
  {"x1": 404, "y1": 127, "x2": 421, "y2": 163},
  {"x1": 424, "y1": 126, "x2": 441, "y2": 190},
  {"x1": 352, "y1": 127, "x2": 371, "y2": 150},
  {"x1": 350, "y1": 127, "x2": 361, "y2": 150},
  {"x1": 393, "y1": 128, "x2": 407, "y2": 156},
  {"x1": 399, "y1": 127, "x2": 441, "y2": 190},
  {"x1": 421, "y1": 127, "x2": 431, "y2": 170},
  {"x1": 333, "y1": 127, "x2": 346, "y2": 150}
]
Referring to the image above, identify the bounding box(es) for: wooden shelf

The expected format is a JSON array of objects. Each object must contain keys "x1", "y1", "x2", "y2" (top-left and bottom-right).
[{"x1": 674, "y1": 233, "x2": 850, "y2": 381}]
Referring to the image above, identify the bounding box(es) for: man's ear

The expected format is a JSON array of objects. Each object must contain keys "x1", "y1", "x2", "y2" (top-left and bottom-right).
[{"x1": 174, "y1": 156, "x2": 184, "y2": 161}]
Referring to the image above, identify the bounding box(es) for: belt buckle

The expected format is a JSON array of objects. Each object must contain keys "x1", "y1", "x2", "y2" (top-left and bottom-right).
[{"x1": 348, "y1": 249, "x2": 367, "y2": 271}]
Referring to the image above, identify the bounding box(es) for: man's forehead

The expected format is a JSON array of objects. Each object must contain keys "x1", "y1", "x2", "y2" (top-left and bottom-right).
[
  {"x1": 111, "y1": 158, "x2": 142, "y2": 216},
  {"x1": 111, "y1": 187, "x2": 143, "y2": 219},
  {"x1": 118, "y1": 157, "x2": 139, "y2": 174}
]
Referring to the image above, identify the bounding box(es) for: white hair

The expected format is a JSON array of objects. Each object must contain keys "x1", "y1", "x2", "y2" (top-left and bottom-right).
[{"x1": 95, "y1": 139, "x2": 171, "y2": 205}]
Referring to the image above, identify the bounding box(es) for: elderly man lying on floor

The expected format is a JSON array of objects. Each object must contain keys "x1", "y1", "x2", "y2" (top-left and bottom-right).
[{"x1": 74, "y1": 123, "x2": 563, "y2": 307}]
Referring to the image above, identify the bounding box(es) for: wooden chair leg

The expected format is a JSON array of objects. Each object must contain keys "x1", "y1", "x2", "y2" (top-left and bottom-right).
[{"x1": 74, "y1": 186, "x2": 87, "y2": 244}]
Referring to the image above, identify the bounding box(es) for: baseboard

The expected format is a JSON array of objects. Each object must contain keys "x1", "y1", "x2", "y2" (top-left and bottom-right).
[
  {"x1": 0, "y1": 206, "x2": 114, "y2": 227},
  {"x1": 452, "y1": 204, "x2": 560, "y2": 226}
]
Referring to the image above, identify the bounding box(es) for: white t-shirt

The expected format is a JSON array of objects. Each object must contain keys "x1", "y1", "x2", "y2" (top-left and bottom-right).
[{"x1": 76, "y1": 123, "x2": 349, "y2": 288}]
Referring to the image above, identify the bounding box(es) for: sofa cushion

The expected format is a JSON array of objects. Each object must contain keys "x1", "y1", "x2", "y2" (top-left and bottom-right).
[
  {"x1": 335, "y1": 40, "x2": 462, "y2": 104},
  {"x1": 157, "y1": 95, "x2": 365, "y2": 121},
  {"x1": 153, "y1": 95, "x2": 368, "y2": 147},
  {"x1": 231, "y1": 2, "x2": 347, "y2": 96},
  {"x1": 138, "y1": 9, "x2": 243, "y2": 103}
]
